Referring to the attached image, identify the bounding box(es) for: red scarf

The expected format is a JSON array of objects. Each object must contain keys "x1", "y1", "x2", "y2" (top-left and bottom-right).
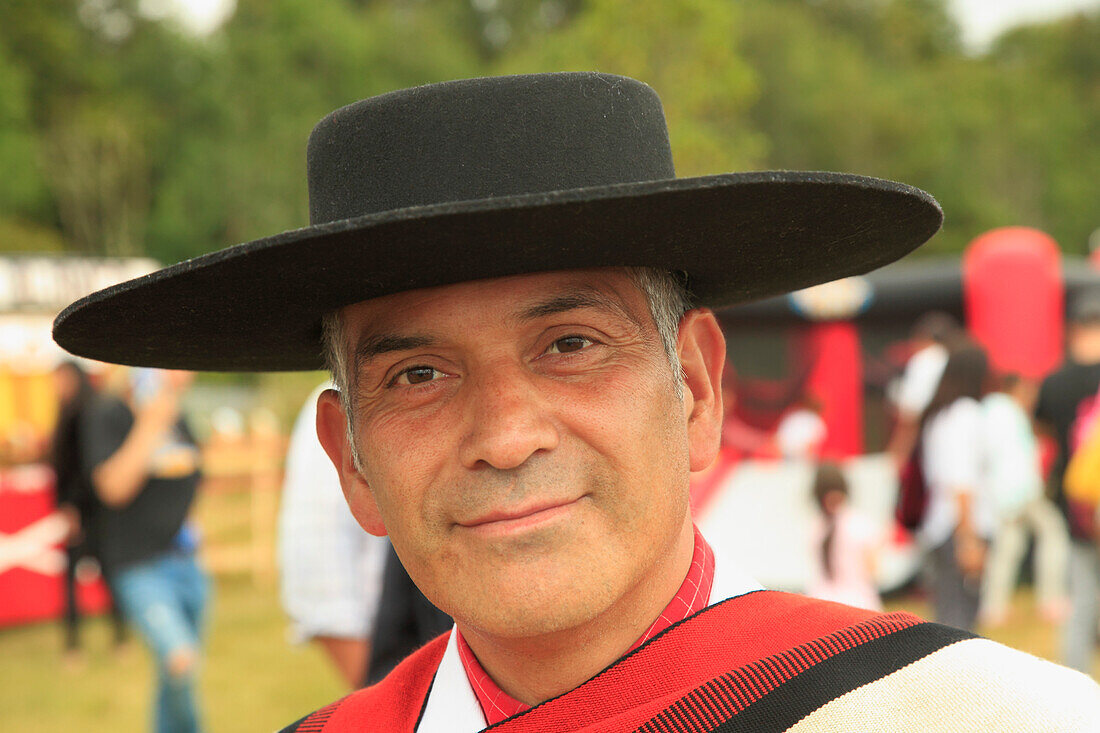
[{"x1": 455, "y1": 525, "x2": 715, "y2": 724}]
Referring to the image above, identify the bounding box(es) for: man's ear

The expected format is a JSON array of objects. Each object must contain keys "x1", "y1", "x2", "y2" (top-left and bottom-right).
[
  {"x1": 315, "y1": 388, "x2": 388, "y2": 536},
  {"x1": 676, "y1": 309, "x2": 726, "y2": 472}
]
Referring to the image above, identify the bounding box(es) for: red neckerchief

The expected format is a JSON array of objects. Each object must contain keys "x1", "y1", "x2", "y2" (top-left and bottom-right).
[{"x1": 456, "y1": 525, "x2": 716, "y2": 726}]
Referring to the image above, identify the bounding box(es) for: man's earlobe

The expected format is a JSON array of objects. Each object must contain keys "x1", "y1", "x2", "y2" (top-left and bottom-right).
[
  {"x1": 676, "y1": 309, "x2": 726, "y2": 472},
  {"x1": 315, "y1": 388, "x2": 388, "y2": 536}
]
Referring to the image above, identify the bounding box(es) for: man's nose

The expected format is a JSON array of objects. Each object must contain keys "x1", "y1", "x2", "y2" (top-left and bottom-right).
[{"x1": 457, "y1": 363, "x2": 560, "y2": 471}]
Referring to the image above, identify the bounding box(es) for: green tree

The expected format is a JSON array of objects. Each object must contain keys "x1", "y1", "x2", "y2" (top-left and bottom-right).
[
  {"x1": 498, "y1": 0, "x2": 764, "y2": 176},
  {"x1": 0, "y1": 37, "x2": 48, "y2": 232},
  {"x1": 146, "y1": 0, "x2": 485, "y2": 263}
]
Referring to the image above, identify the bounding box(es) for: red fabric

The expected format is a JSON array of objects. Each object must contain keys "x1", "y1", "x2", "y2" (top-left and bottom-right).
[
  {"x1": 628, "y1": 526, "x2": 715, "y2": 651},
  {"x1": 456, "y1": 526, "x2": 716, "y2": 725},
  {"x1": 455, "y1": 632, "x2": 528, "y2": 723},
  {"x1": 801, "y1": 322, "x2": 863, "y2": 458},
  {"x1": 308, "y1": 632, "x2": 450, "y2": 731},
  {"x1": 311, "y1": 591, "x2": 921, "y2": 732}
]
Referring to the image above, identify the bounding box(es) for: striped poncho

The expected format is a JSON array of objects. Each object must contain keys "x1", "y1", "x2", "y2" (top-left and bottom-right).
[{"x1": 283, "y1": 591, "x2": 1100, "y2": 732}]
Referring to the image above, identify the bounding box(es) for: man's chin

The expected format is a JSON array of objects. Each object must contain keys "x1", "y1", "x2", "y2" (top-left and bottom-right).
[
  {"x1": 445, "y1": 560, "x2": 625, "y2": 640},
  {"x1": 457, "y1": 588, "x2": 616, "y2": 641}
]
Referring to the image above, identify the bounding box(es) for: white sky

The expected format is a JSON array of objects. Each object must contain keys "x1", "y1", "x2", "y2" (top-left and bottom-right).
[
  {"x1": 948, "y1": 0, "x2": 1100, "y2": 50},
  {"x1": 169, "y1": 0, "x2": 1099, "y2": 49}
]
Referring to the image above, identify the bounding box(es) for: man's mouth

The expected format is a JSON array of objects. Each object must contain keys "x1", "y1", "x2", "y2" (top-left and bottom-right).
[{"x1": 457, "y1": 496, "x2": 584, "y2": 534}]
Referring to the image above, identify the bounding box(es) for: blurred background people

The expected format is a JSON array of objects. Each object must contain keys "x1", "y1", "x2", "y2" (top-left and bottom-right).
[
  {"x1": 805, "y1": 462, "x2": 882, "y2": 612},
  {"x1": 278, "y1": 383, "x2": 388, "y2": 688},
  {"x1": 81, "y1": 367, "x2": 207, "y2": 733},
  {"x1": 775, "y1": 397, "x2": 826, "y2": 462},
  {"x1": 1035, "y1": 292, "x2": 1100, "y2": 674},
  {"x1": 49, "y1": 360, "x2": 127, "y2": 660},
  {"x1": 887, "y1": 312, "x2": 960, "y2": 470},
  {"x1": 917, "y1": 340, "x2": 995, "y2": 631},
  {"x1": 980, "y1": 373, "x2": 1068, "y2": 627}
]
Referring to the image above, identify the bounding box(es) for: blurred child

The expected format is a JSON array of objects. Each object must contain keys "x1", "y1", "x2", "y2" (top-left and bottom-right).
[{"x1": 806, "y1": 463, "x2": 882, "y2": 611}]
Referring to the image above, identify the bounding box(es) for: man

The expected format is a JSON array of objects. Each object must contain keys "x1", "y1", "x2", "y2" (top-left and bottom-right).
[
  {"x1": 55, "y1": 73, "x2": 1099, "y2": 731},
  {"x1": 1035, "y1": 292, "x2": 1100, "y2": 674}
]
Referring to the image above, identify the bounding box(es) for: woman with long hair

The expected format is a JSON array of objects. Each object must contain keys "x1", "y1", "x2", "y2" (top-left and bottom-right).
[{"x1": 918, "y1": 340, "x2": 996, "y2": 631}]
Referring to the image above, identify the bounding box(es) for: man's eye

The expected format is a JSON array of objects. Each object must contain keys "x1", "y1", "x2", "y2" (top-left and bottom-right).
[
  {"x1": 547, "y1": 336, "x2": 592, "y2": 354},
  {"x1": 395, "y1": 366, "x2": 440, "y2": 385}
]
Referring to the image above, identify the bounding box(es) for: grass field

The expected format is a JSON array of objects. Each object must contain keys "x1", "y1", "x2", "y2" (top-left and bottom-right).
[{"x1": 0, "y1": 572, "x2": 346, "y2": 732}]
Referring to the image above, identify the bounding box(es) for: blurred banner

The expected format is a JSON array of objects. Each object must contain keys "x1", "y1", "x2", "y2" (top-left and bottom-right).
[{"x1": 0, "y1": 465, "x2": 111, "y2": 627}]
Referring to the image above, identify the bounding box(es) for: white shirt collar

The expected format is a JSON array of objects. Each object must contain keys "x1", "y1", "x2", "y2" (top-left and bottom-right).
[
  {"x1": 416, "y1": 545, "x2": 761, "y2": 732},
  {"x1": 416, "y1": 629, "x2": 486, "y2": 733}
]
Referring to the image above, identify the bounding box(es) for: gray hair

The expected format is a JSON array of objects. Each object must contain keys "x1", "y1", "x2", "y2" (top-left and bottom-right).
[{"x1": 321, "y1": 267, "x2": 693, "y2": 468}]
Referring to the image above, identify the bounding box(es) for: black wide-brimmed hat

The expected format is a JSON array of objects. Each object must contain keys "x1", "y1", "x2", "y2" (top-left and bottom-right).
[{"x1": 53, "y1": 72, "x2": 941, "y2": 371}]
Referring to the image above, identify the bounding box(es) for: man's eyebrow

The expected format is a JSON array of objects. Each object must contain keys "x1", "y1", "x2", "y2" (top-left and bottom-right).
[
  {"x1": 353, "y1": 333, "x2": 436, "y2": 371},
  {"x1": 517, "y1": 286, "x2": 643, "y2": 327}
]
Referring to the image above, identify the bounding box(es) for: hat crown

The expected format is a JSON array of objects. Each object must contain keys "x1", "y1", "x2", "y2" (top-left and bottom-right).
[{"x1": 307, "y1": 72, "x2": 675, "y2": 224}]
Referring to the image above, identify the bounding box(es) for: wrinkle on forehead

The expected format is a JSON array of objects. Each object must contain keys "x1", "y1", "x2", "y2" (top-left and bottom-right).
[
  {"x1": 517, "y1": 283, "x2": 646, "y2": 331},
  {"x1": 343, "y1": 269, "x2": 652, "y2": 350}
]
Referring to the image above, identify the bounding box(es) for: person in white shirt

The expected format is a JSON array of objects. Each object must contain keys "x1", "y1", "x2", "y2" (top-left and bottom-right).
[
  {"x1": 888, "y1": 312, "x2": 959, "y2": 469},
  {"x1": 979, "y1": 374, "x2": 1069, "y2": 626},
  {"x1": 278, "y1": 382, "x2": 388, "y2": 687},
  {"x1": 918, "y1": 341, "x2": 997, "y2": 631}
]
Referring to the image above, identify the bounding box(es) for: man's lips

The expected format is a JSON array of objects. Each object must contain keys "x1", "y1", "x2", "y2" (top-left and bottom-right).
[{"x1": 457, "y1": 497, "x2": 584, "y2": 533}]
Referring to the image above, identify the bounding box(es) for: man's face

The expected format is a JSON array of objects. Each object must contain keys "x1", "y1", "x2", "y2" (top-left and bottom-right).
[{"x1": 317, "y1": 269, "x2": 724, "y2": 639}]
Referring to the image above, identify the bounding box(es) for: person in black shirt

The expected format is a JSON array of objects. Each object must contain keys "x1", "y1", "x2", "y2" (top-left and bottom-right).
[
  {"x1": 81, "y1": 367, "x2": 207, "y2": 733},
  {"x1": 50, "y1": 361, "x2": 127, "y2": 658},
  {"x1": 1035, "y1": 292, "x2": 1100, "y2": 674}
]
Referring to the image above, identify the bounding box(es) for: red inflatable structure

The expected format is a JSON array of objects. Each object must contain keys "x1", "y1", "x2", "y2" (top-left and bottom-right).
[{"x1": 963, "y1": 227, "x2": 1064, "y2": 379}]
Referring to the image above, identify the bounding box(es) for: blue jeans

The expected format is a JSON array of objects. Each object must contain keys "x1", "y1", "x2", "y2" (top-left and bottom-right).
[{"x1": 113, "y1": 552, "x2": 209, "y2": 733}]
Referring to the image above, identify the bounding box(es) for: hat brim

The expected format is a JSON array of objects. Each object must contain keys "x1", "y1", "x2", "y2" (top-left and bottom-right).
[{"x1": 53, "y1": 171, "x2": 941, "y2": 371}]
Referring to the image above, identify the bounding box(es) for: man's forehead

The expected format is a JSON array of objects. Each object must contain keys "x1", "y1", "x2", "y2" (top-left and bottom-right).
[{"x1": 340, "y1": 268, "x2": 649, "y2": 332}]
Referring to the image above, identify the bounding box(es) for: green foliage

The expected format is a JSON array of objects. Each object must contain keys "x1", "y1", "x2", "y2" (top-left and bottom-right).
[
  {"x1": 498, "y1": 0, "x2": 765, "y2": 175},
  {"x1": 147, "y1": 0, "x2": 483, "y2": 262},
  {"x1": 734, "y1": 0, "x2": 1098, "y2": 254},
  {"x1": 0, "y1": 0, "x2": 1096, "y2": 260},
  {"x1": 0, "y1": 38, "x2": 47, "y2": 222}
]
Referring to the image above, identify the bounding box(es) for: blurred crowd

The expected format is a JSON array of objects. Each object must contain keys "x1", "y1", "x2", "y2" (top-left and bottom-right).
[{"x1": 797, "y1": 296, "x2": 1100, "y2": 677}]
